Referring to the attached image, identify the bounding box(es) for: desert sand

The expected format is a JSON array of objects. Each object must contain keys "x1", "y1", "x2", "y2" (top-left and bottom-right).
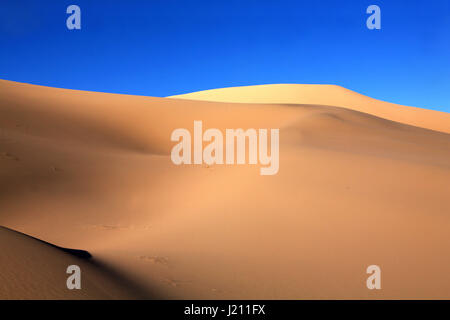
[{"x1": 0, "y1": 79, "x2": 449, "y2": 299}]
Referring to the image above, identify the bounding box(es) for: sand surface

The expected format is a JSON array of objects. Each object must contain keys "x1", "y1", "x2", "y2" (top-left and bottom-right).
[{"x1": 1, "y1": 80, "x2": 449, "y2": 299}]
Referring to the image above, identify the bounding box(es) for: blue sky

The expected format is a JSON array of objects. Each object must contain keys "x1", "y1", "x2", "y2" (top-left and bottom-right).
[{"x1": 0, "y1": 0, "x2": 449, "y2": 112}]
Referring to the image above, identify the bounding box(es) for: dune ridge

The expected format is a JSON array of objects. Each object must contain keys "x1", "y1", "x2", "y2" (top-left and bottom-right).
[
  {"x1": 1, "y1": 79, "x2": 449, "y2": 299},
  {"x1": 169, "y1": 84, "x2": 450, "y2": 134}
]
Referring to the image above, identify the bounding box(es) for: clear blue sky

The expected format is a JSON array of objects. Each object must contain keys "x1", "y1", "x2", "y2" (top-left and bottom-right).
[{"x1": 1, "y1": 0, "x2": 449, "y2": 112}]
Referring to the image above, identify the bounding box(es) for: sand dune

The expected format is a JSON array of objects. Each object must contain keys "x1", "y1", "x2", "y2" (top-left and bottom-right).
[
  {"x1": 169, "y1": 84, "x2": 450, "y2": 134},
  {"x1": 0, "y1": 226, "x2": 152, "y2": 299},
  {"x1": 1, "y1": 79, "x2": 450, "y2": 299}
]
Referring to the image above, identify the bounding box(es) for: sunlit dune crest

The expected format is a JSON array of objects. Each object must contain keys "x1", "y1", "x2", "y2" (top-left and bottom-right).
[{"x1": 169, "y1": 84, "x2": 450, "y2": 134}]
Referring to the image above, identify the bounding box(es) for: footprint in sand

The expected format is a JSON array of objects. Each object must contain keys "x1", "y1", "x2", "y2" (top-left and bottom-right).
[
  {"x1": 139, "y1": 255, "x2": 169, "y2": 265},
  {"x1": 50, "y1": 166, "x2": 62, "y2": 173},
  {"x1": 163, "y1": 278, "x2": 190, "y2": 288},
  {"x1": 84, "y1": 224, "x2": 151, "y2": 231},
  {"x1": 87, "y1": 224, "x2": 128, "y2": 231},
  {"x1": 0, "y1": 152, "x2": 19, "y2": 161}
]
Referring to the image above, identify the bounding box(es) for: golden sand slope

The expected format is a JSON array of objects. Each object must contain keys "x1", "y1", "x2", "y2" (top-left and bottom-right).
[
  {"x1": 1, "y1": 79, "x2": 450, "y2": 299},
  {"x1": 169, "y1": 84, "x2": 450, "y2": 134}
]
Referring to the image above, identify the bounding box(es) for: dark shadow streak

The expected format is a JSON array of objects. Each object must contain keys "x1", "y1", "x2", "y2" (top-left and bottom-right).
[{"x1": 88, "y1": 258, "x2": 160, "y2": 300}]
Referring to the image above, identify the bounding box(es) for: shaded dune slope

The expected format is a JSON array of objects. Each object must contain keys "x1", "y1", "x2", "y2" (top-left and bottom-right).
[{"x1": 0, "y1": 226, "x2": 156, "y2": 299}]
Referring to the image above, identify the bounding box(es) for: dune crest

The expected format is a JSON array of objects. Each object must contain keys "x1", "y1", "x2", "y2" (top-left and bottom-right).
[{"x1": 169, "y1": 84, "x2": 450, "y2": 134}]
